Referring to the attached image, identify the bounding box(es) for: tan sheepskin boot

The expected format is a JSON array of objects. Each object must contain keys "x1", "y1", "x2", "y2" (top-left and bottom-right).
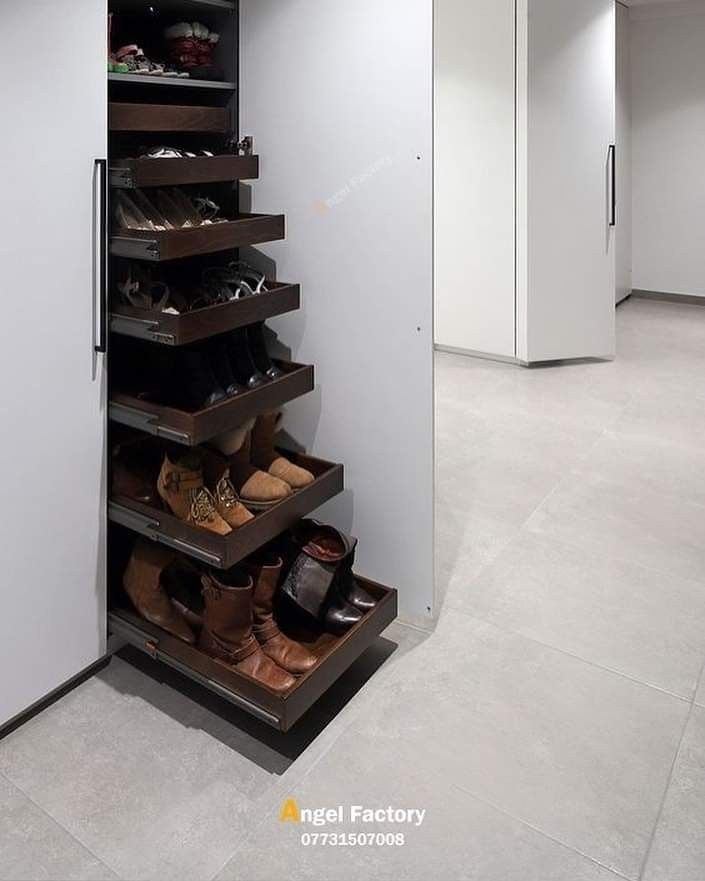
[{"x1": 250, "y1": 412, "x2": 315, "y2": 490}]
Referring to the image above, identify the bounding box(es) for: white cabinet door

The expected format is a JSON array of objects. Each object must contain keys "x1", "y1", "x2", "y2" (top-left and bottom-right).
[
  {"x1": 616, "y1": 0, "x2": 632, "y2": 304},
  {"x1": 239, "y1": 0, "x2": 434, "y2": 623},
  {"x1": 0, "y1": 1, "x2": 107, "y2": 726},
  {"x1": 434, "y1": 0, "x2": 517, "y2": 357},
  {"x1": 519, "y1": 0, "x2": 616, "y2": 362}
]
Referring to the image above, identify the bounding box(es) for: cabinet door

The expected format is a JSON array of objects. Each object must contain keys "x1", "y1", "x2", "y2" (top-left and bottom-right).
[
  {"x1": 434, "y1": 0, "x2": 517, "y2": 358},
  {"x1": 0, "y1": 1, "x2": 107, "y2": 726},
  {"x1": 616, "y1": 0, "x2": 632, "y2": 304},
  {"x1": 519, "y1": 0, "x2": 616, "y2": 362},
  {"x1": 239, "y1": 0, "x2": 435, "y2": 623}
]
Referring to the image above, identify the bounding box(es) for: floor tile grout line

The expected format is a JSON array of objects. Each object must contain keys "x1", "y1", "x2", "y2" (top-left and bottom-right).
[
  {"x1": 451, "y1": 780, "x2": 633, "y2": 880},
  {"x1": 446, "y1": 605, "x2": 693, "y2": 706},
  {"x1": 0, "y1": 768, "x2": 119, "y2": 879},
  {"x1": 636, "y1": 658, "x2": 705, "y2": 881}
]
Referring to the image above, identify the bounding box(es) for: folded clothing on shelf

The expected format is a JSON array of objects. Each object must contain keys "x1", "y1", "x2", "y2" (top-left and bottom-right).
[{"x1": 164, "y1": 21, "x2": 222, "y2": 80}]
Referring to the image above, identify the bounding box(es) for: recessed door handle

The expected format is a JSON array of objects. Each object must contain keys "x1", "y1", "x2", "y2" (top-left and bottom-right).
[
  {"x1": 608, "y1": 145, "x2": 616, "y2": 227},
  {"x1": 94, "y1": 158, "x2": 108, "y2": 353}
]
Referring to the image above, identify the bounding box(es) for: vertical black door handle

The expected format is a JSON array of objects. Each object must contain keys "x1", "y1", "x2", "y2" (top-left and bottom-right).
[
  {"x1": 94, "y1": 158, "x2": 108, "y2": 353},
  {"x1": 609, "y1": 145, "x2": 616, "y2": 227}
]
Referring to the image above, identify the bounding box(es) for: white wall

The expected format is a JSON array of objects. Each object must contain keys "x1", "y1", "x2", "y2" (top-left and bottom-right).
[
  {"x1": 631, "y1": 0, "x2": 705, "y2": 297},
  {"x1": 240, "y1": 0, "x2": 435, "y2": 624},
  {"x1": 434, "y1": 0, "x2": 516, "y2": 358}
]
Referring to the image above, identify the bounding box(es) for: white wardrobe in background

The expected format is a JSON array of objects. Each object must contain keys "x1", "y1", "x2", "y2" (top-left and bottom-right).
[{"x1": 435, "y1": 0, "x2": 617, "y2": 363}]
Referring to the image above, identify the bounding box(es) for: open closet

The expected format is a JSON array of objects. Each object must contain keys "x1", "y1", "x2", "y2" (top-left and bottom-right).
[{"x1": 0, "y1": 0, "x2": 434, "y2": 733}]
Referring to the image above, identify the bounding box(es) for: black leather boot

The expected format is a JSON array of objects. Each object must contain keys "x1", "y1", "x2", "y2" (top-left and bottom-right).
[
  {"x1": 227, "y1": 327, "x2": 267, "y2": 390},
  {"x1": 247, "y1": 323, "x2": 284, "y2": 380},
  {"x1": 281, "y1": 521, "x2": 364, "y2": 634},
  {"x1": 337, "y1": 536, "x2": 376, "y2": 611},
  {"x1": 179, "y1": 347, "x2": 226, "y2": 410},
  {"x1": 209, "y1": 341, "x2": 243, "y2": 398}
]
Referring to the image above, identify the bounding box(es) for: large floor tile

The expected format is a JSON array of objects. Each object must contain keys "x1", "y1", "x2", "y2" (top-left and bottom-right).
[
  {"x1": 0, "y1": 774, "x2": 116, "y2": 881},
  {"x1": 610, "y1": 389, "x2": 705, "y2": 452},
  {"x1": 436, "y1": 503, "x2": 519, "y2": 607},
  {"x1": 0, "y1": 659, "x2": 263, "y2": 881},
  {"x1": 572, "y1": 430, "x2": 705, "y2": 509},
  {"x1": 467, "y1": 363, "x2": 631, "y2": 432},
  {"x1": 643, "y1": 707, "x2": 705, "y2": 881},
  {"x1": 526, "y1": 470, "x2": 705, "y2": 584},
  {"x1": 342, "y1": 613, "x2": 689, "y2": 879},
  {"x1": 696, "y1": 673, "x2": 705, "y2": 708},
  {"x1": 215, "y1": 735, "x2": 620, "y2": 881},
  {"x1": 451, "y1": 531, "x2": 705, "y2": 698}
]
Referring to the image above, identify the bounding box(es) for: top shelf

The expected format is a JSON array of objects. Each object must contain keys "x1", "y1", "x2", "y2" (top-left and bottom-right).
[
  {"x1": 108, "y1": 73, "x2": 236, "y2": 91},
  {"x1": 111, "y1": 0, "x2": 235, "y2": 11}
]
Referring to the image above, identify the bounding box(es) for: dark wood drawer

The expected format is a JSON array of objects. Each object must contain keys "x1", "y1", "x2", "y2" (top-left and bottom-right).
[
  {"x1": 110, "y1": 361, "x2": 314, "y2": 446},
  {"x1": 110, "y1": 102, "x2": 230, "y2": 133},
  {"x1": 111, "y1": 214, "x2": 285, "y2": 261},
  {"x1": 109, "y1": 453, "x2": 344, "y2": 569},
  {"x1": 108, "y1": 578, "x2": 398, "y2": 731},
  {"x1": 110, "y1": 282, "x2": 301, "y2": 346},
  {"x1": 111, "y1": 155, "x2": 259, "y2": 189}
]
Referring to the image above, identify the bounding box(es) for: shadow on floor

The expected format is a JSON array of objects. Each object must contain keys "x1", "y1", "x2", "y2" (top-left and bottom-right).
[{"x1": 102, "y1": 635, "x2": 399, "y2": 776}]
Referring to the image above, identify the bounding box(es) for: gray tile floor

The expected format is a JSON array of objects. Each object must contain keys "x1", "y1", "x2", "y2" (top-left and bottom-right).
[{"x1": 2, "y1": 297, "x2": 705, "y2": 881}]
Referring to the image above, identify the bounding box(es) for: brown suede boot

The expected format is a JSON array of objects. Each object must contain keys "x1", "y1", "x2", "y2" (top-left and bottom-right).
[
  {"x1": 199, "y1": 569, "x2": 296, "y2": 693},
  {"x1": 250, "y1": 412, "x2": 315, "y2": 489},
  {"x1": 157, "y1": 452, "x2": 232, "y2": 535},
  {"x1": 227, "y1": 431, "x2": 292, "y2": 510},
  {"x1": 123, "y1": 539, "x2": 195, "y2": 644},
  {"x1": 248, "y1": 555, "x2": 318, "y2": 675},
  {"x1": 213, "y1": 473, "x2": 255, "y2": 529}
]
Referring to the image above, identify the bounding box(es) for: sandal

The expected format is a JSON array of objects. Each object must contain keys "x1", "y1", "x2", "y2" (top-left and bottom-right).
[{"x1": 226, "y1": 261, "x2": 269, "y2": 295}]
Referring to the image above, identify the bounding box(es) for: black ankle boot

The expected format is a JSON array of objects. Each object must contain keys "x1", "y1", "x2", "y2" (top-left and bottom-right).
[
  {"x1": 209, "y1": 341, "x2": 243, "y2": 398},
  {"x1": 228, "y1": 327, "x2": 267, "y2": 390},
  {"x1": 179, "y1": 348, "x2": 226, "y2": 410},
  {"x1": 247, "y1": 323, "x2": 284, "y2": 380}
]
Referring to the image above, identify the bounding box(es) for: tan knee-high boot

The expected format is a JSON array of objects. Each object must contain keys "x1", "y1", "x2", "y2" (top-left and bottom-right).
[
  {"x1": 199, "y1": 569, "x2": 296, "y2": 692},
  {"x1": 123, "y1": 539, "x2": 195, "y2": 644}
]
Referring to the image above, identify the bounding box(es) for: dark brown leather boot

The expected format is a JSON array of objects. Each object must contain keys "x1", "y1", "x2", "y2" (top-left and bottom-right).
[
  {"x1": 250, "y1": 412, "x2": 315, "y2": 490},
  {"x1": 199, "y1": 569, "x2": 296, "y2": 693},
  {"x1": 123, "y1": 539, "x2": 196, "y2": 644},
  {"x1": 248, "y1": 556, "x2": 318, "y2": 675}
]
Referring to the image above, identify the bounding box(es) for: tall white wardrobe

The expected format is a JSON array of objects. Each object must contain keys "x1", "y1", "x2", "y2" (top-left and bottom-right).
[{"x1": 435, "y1": 0, "x2": 617, "y2": 363}]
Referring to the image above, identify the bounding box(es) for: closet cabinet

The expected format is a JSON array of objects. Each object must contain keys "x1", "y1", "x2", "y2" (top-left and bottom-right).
[
  {"x1": 1, "y1": 0, "x2": 434, "y2": 732},
  {"x1": 435, "y1": 0, "x2": 617, "y2": 363}
]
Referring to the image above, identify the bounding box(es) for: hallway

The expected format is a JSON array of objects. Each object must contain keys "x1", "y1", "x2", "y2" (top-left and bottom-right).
[{"x1": 1, "y1": 298, "x2": 705, "y2": 881}]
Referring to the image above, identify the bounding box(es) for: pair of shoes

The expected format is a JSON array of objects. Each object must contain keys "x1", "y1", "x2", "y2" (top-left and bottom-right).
[
  {"x1": 176, "y1": 324, "x2": 283, "y2": 411},
  {"x1": 122, "y1": 539, "x2": 316, "y2": 692},
  {"x1": 117, "y1": 264, "x2": 187, "y2": 315},
  {"x1": 113, "y1": 43, "x2": 187, "y2": 77},
  {"x1": 158, "y1": 450, "x2": 253, "y2": 535},
  {"x1": 200, "y1": 262, "x2": 269, "y2": 301},
  {"x1": 140, "y1": 146, "x2": 215, "y2": 160},
  {"x1": 199, "y1": 555, "x2": 316, "y2": 692},
  {"x1": 281, "y1": 521, "x2": 377, "y2": 634},
  {"x1": 209, "y1": 412, "x2": 315, "y2": 511},
  {"x1": 113, "y1": 188, "x2": 226, "y2": 232}
]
